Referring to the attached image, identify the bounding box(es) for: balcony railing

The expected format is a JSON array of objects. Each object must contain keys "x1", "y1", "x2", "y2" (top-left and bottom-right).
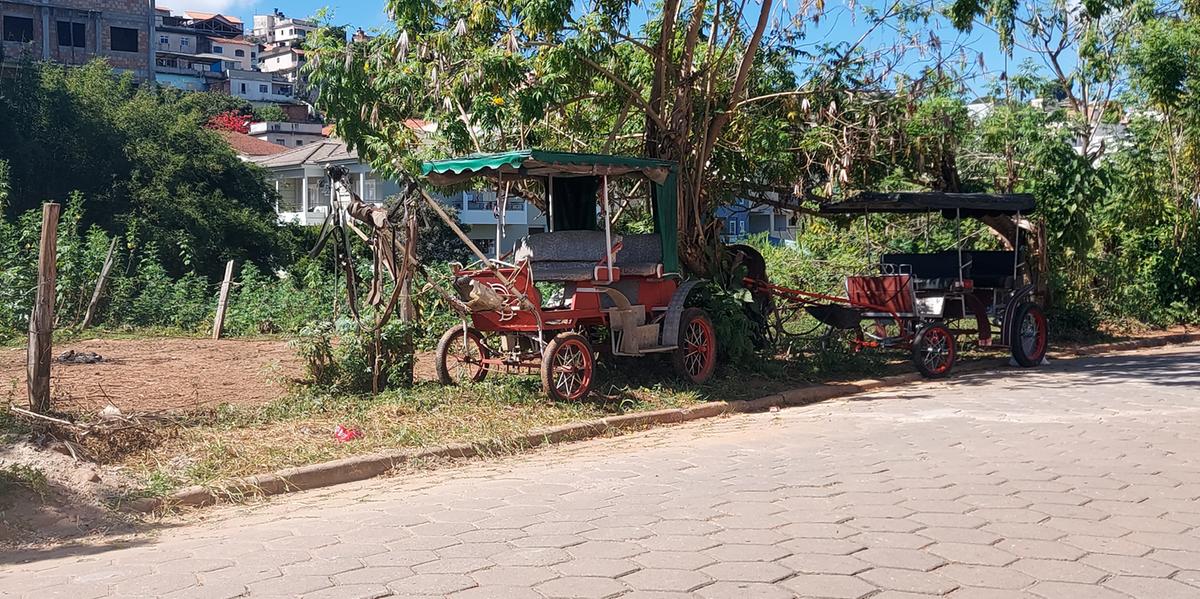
[{"x1": 465, "y1": 199, "x2": 524, "y2": 212}]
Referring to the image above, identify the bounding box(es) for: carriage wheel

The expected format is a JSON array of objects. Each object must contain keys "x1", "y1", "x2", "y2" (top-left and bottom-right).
[
  {"x1": 1010, "y1": 303, "x2": 1049, "y2": 367},
  {"x1": 541, "y1": 332, "x2": 594, "y2": 402},
  {"x1": 435, "y1": 325, "x2": 489, "y2": 385},
  {"x1": 912, "y1": 323, "x2": 956, "y2": 378},
  {"x1": 672, "y1": 308, "x2": 718, "y2": 384}
]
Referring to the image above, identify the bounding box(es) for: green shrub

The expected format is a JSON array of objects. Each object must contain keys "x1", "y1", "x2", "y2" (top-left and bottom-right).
[{"x1": 291, "y1": 317, "x2": 417, "y2": 393}]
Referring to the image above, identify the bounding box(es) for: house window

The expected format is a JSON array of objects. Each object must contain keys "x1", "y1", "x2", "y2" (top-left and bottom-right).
[
  {"x1": 3, "y1": 16, "x2": 34, "y2": 42},
  {"x1": 180, "y1": 38, "x2": 189, "y2": 47},
  {"x1": 275, "y1": 138, "x2": 285, "y2": 145},
  {"x1": 251, "y1": 51, "x2": 256, "y2": 57},
  {"x1": 239, "y1": 83, "x2": 246, "y2": 94},
  {"x1": 259, "y1": 84, "x2": 268, "y2": 93},
  {"x1": 58, "y1": 22, "x2": 86, "y2": 48},
  {"x1": 159, "y1": 35, "x2": 169, "y2": 45},
  {"x1": 295, "y1": 140, "x2": 303, "y2": 146},
  {"x1": 109, "y1": 27, "x2": 139, "y2": 52},
  {"x1": 234, "y1": 49, "x2": 245, "y2": 57},
  {"x1": 212, "y1": 45, "x2": 223, "y2": 54}
]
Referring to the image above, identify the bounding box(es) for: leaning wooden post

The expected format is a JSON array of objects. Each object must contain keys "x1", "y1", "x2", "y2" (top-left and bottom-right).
[
  {"x1": 211, "y1": 260, "x2": 235, "y2": 340},
  {"x1": 80, "y1": 237, "x2": 118, "y2": 330},
  {"x1": 28, "y1": 202, "x2": 61, "y2": 414}
]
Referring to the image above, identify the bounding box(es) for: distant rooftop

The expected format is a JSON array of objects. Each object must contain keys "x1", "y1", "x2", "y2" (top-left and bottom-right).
[
  {"x1": 249, "y1": 139, "x2": 359, "y2": 168},
  {"x1": 216, "y1": 130, "x2": 290, "y2": 157}
]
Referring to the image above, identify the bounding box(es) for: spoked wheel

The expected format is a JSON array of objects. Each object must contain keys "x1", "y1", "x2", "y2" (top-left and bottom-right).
[
  {"x1": 435, "y1": 325, "x2": 490, "y2": 385},
  {"x1": 1010, "y1": 302, "x2": 1049, "y2": 367},
  {"x1": 912, "y1": 323, "x2": 957, "y2": 378},
  {"x1": 541, "y1": 332, "x2": 595, "y2": 402},
  {"x1": 672, "y1": 308, "x2": 718, "y2": 384}
]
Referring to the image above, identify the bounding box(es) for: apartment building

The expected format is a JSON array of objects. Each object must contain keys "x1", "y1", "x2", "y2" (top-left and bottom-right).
[
  {"x1": 0, "y1": 0, "x2": 155, "y2": 79},
  {"x1": 250, "y1": 10, "x2": 316, "y2": 46}
]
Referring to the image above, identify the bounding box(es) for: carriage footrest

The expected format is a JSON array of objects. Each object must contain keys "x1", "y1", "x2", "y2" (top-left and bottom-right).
[{"x1": 806, "y1": 304, "x2": 865, "y2": 329}]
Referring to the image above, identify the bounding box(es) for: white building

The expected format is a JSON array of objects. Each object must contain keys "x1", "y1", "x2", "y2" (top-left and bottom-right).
[
  {"x1": 203, "y1": 36, "x2": 257, "y2": 71},
  {"x1": 249, "y1": 121, "x2": 324, "y2": 147},
  {"x1": 219, "y1": 71, "x2": 296, "y2": 104},
  {"x1": 436, "y1": 189, "x2": 548, "y2": 255},
  {"x1": 251, "y1": 10, "x2": 317, "y2": 45},
  {"x1": 250, "y1": 138, "x2": 545, "y2": 251},
  {"x1": 257, "y1": 46, "x2": 305, "y2": 82},
  {"x1": 251, "y1": 139, "x2": 400, "y2": 226}
]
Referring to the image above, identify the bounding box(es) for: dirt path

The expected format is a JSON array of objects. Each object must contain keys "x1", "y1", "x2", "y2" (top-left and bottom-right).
[{"x1": 0, "y1": 338, "x2": 301, "y2": 414}]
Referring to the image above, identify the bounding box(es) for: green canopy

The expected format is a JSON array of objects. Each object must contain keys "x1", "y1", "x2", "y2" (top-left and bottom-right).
[{"x1": 421, "y1": 150, "x2": 679, "y2": 273}]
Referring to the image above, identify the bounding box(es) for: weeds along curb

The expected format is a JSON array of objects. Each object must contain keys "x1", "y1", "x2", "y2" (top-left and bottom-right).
[{"x1": 133, "y1": 333, "x2": 1200, "y2": 513}]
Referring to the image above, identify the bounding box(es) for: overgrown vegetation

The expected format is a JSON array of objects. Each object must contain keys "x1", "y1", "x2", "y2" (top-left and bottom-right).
[{"x1": 0, "y1": 61, "x2": 298, "y2": 281}]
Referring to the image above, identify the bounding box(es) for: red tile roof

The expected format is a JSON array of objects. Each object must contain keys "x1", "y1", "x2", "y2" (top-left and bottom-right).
[{"x1": 216, "y1": 130, "x2": 290, "y2": 156}]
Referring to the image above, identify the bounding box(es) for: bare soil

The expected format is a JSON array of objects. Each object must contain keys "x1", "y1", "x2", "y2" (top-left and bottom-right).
[
  {"x1": 0, "y1": 441, "x2": 141, "y2": 548},
  {"x1": 0, "y1": 338, "x2": 302, "y2": 414},
  {"x1": 0, "y1": 337, "x2": 447, "y2": 416}
]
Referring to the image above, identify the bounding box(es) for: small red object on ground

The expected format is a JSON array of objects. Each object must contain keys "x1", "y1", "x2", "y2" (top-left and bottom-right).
[{"x1": 334, "y1": 425, "x2": 362, "y2": 442}]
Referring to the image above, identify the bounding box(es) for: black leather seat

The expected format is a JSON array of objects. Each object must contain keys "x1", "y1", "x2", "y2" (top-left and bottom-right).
[
  {"x1": 881, "y1": 252, "x2": 964, "y2": 290},
  {"x1": 969, "y1": 251, "x2": 1018, "y2": 288}
]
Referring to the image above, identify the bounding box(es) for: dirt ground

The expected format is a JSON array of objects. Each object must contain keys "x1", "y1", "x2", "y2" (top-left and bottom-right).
[
  {"x1": 0, "y1": 338, "x2": 302, "y2": 414},
  {"x1": 0, "y1": 337, "x2": 445, "y2": 415}
]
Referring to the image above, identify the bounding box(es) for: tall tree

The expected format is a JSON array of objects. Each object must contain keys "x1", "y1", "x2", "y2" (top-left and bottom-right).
[{"x1": 306, "y1": 0, "x2": 944, "y2": 273}]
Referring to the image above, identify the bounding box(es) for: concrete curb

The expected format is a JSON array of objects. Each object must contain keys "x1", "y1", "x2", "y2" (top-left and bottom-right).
[{"x1": 134, "y1": 332, "x2": 1200, "y2": 513}]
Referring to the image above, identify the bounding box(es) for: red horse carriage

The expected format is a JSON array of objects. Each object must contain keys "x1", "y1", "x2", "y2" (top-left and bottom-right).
[
  {"x1": 738, "y1": 192, "x2": 1049, "y2": 377},
  {"x1": 423, "y1": 150, "x2": 717, "y2": 401}
]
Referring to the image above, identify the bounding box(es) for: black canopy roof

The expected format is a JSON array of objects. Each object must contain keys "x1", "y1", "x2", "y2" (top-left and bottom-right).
[{"x1": 820, "y1": 192, "x2": 1036, "y2": 218}]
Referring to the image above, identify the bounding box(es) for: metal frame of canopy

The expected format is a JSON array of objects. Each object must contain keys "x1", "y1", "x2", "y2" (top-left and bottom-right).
[{"x1": 422, "y1": 150, "x2": 680, "y2": 274}]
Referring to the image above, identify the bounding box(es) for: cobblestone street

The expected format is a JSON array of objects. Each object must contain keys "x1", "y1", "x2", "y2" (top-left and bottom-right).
[{"x1": 4, "y1": 344, "x2": 1200, "y2": 598}]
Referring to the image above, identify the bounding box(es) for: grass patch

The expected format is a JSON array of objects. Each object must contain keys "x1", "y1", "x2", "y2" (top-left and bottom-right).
[
  {"x1": 0, "y1": 462, "x2": 50, "y2": 502},
  {"x1": 120, "y1": 349, "x2": 904, "y2": 496}
]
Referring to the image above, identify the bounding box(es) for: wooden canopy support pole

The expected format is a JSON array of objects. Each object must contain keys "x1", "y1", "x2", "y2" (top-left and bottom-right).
[
  {"x1": 212, "y1": 260, "x2": 235, "y2": 340},
  {"x1": 28, "y1": 202, "x2": 61, "y2": 414},
  {"x1": 416, "y1": 188, "x2": 536, "y2": 311},
  {"x1": 80, "y1": 237, "x2": 118, "y2": 330}
]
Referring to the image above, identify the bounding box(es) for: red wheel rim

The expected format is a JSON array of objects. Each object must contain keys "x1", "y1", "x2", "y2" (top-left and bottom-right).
[
  {"x1": 920, "y1": 327, "x2": 954, "y2": 374},
  {"x1": 1020, "y1": 308, "x2": 1047, "y2": 360},
  {"x1": 448, "y1": 330, "x2": 486, "y2": 382},
  {"x1": 551, "y1": 338, "x2": 593, "y2": 400},
  {"x1": 683, "y1": 318, "x2": 716, "y2": 380}
]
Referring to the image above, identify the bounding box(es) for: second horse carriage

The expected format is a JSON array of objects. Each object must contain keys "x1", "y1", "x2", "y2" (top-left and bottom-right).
[{"x1": 738, "y1": 191, "x2": 1049, "y2": 377}]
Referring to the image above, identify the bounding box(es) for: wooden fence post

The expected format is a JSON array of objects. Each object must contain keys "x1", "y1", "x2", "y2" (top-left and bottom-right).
[
  {"x1": 79, "y1": 237, "x2": 118, "y2": 330},
  {"x1": 212, "y1": 260, "x2": 235, "y2": 340},
  {"x1": 28, "y1": 202, "x2": 61, "y2": 414}
]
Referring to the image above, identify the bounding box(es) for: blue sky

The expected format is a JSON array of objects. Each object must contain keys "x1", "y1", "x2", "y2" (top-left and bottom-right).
[{"x1": 180, "y1": 1, "x2": 390, "y2": 30}]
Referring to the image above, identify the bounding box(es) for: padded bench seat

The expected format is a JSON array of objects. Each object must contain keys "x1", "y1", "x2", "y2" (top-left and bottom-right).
[
  {"x1": 515, "y1": 231, "x2": 615, "y2": 282},
  {"x1": 615, "y1": 233, "x2": 663, "y2": 277}
]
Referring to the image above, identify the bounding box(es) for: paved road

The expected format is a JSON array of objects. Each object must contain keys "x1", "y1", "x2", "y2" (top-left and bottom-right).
[{"x1": 4, "y1": 344, "x2": 1200, "y2": 599}]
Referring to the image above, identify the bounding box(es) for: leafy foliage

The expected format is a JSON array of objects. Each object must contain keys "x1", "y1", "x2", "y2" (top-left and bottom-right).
[{"x1": 0, "y1": 60, "x2": 294, "y2": 280}]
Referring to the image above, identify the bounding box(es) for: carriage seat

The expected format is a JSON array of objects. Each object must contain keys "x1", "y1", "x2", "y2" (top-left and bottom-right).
[
  {"x1": 881, "y1": 252, "x2": 964, "y2": 290},
  {"x1": 614, "y1": 234, "x2": 663, "y2": 277},
  {"x1": 968, "y1": 251, "x2": 1018, "y2": 288},
  {"x1": 515, "y1": 231, "x2": 619, "y2": 282}
]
